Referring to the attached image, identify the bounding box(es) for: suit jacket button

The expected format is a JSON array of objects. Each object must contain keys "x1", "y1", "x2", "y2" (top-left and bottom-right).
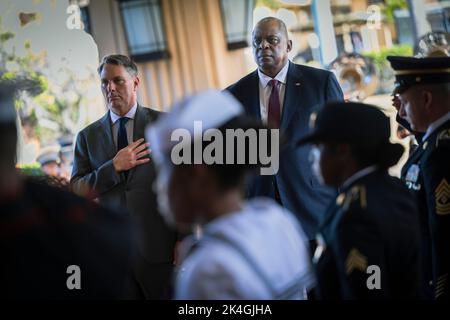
[{"x1": 429, "y1": 280, "x2": 433, "y2": 286}]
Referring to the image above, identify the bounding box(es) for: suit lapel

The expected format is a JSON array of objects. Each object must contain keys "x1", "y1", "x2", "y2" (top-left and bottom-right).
[
  {"x1": 99, "y1": 111, "x2": 116, "y2": 160},
  {"x1": 128, "y1": 105, "x2": 151, "y2": 181},
  {"x1": 281, "y1": 62, "x2": 303, "y2": 132},
  {"x1": 133, "y1": 105, "x2": 149, "y2": 142},
  {"x1": 242, "y1": 71, "x2": 261, "y2": 120}
]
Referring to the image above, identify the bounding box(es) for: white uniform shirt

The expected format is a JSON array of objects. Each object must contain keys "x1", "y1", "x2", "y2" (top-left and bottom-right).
[{"x1": 175, "y1": 198, "x2": 314, "y2": 300}]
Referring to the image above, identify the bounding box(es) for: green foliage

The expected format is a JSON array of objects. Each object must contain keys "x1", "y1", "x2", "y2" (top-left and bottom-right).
[
  {"x1": 16, "y1": 163, "x2": 44, "y2": 177},
  {"x1": 362, "y1": 44, "x2": 412, "y2": 93},
  {"x1": 0, "y1": 18, "x2": 96, "y2": 147},
  {"x1": 1, "y1": 71, "x2": 16, "y2": 80},
  {"x1": 363, "y1": 44, "x2": 413, "y2": 73},
  {"x1": 0, "y1": 31, "x2": 14, "y2": 42},
  {"x1": 256, "y1": 0, "x2": 281, "y2": 10},
  {"x1": 0, "y1": 71, "x2": 46, "y2": 97},
  {"x1": 384, "y1": 0, "x2": 408, "y2": 23},
  {"x1": 0, "y1": 22, "x2": 47, "y2": 97}
]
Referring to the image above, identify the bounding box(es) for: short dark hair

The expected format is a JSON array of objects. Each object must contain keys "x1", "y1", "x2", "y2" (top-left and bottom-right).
[{"x1": 97, "y1": 54, "x2": 138, "y2": 77}]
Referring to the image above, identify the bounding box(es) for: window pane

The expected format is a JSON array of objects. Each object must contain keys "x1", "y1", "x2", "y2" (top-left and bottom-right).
[
  {"x1": 119, "y1": 0, "x2": 168, "y2": 59},
  {"x1": 220, "y1": 0, "x2": 255, "y2": 49}
]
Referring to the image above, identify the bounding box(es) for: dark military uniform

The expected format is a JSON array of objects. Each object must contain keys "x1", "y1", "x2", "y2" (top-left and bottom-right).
[
  {"x1": 314, "y1": 169, "x2": 421, "y2": 299},
  {"x1": 0, "y1": 79, "x2": 132, "y2": 299},
  {"x1": 296, "y1": 102, "x2": 422, "y2": 299},
  {"x1": 401, "y1": 118, "x2": 450, "y2": 299},
  {"x1": 388, "y1": 56, "x2": 450, "y2": 299},
  {"x1": 1, "y1": 178, "x2": 133, "y2": 299}
]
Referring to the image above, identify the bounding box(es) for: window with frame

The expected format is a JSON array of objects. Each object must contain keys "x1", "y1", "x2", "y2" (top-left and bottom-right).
[
  {"x1": 219, "y1": 0, "x2": 255, "y2": 50},
  {"x1": 118, "y1": 0, "x2": 169, "y2": 62}
]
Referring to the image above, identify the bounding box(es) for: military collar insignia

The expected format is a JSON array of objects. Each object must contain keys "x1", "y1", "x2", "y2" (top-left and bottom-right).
[
  {"x1": 341, "y1": 185, "x2": 367, "y2": 211},
  {"x1": 405, "y1": 164, "x2": 421, "y2": 191},
  {"x1": 436, "y1": 274, "x2": 449, "y2": 299},
  {"x1": 435, "y1": 179, "x2": 450, "y2": 216},
  {"x1": 345, "y1": 248, "x2": 368, "y2": 275}
]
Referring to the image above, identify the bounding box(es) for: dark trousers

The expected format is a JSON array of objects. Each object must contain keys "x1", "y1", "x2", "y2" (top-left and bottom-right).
[{"x1": 125, "y1": 261, "x2": 174, "y2": 299}]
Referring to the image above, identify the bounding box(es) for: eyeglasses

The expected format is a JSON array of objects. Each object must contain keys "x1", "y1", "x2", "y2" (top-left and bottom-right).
[{"x1": 252, "y1": 36, "x2": 281, "y2": 47}]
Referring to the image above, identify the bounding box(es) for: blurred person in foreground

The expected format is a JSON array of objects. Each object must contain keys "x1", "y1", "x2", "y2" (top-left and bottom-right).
[
  {"x1": 297, "y1": 102, "x2": 421, "y2": 299},
  {"x1": 0, "y1": 82, "x2": 132, "y2": 299},
  {"x1": 388, "y1": 56, "x2": 450, "y2": 299},
  {"x1": 33, "y1": 146, "x2": 70, "y2": 189},
  {"x1": 146, "y1": 90, "x2": 314, "y2": 299}
]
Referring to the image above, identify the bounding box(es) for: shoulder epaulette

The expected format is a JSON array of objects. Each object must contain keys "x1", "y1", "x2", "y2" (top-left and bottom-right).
[{"x1": 342, "y1": 185, "x2": 367, "y2": 211}]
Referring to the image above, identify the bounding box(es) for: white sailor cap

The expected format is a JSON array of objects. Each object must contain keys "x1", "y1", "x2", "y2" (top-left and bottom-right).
[
  {"x1": 36, "y1": 146, "x2": 60, "y2": 166},
  {"x1": 146, "y1": 89, "x2": 244, "y2": 169}
]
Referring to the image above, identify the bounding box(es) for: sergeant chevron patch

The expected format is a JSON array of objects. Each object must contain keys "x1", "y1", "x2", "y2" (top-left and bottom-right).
[
  {"x1": 436, "y1": 179, "x2": 450, "y2": 215},
  {"x1": 345, "y1": 248, "x2": 368, "y2": 275},
  {"x1": 436, "y1": 274, "x2": 448, "y2": 298}
]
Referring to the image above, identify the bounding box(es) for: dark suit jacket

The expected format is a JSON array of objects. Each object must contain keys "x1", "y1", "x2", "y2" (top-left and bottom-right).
[
  {"x1": 71, "y1": 105, "x2": 177, "y2": 298},
  {"x1": 226, "y1": 61, "x2": 344, "y2": 239},
  {"x1": 401, "y1": 118, "x2": 450, "y2": 299},
  {"x1": 315, "y1": 170, "x2": 421, "y2": 299}
]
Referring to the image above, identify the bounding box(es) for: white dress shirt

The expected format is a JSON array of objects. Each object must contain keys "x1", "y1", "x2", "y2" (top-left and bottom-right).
[
  {"x1": 422, "y1": 111, "x2": 450, "y2": 142},
  {"x1": 110, "y1": 104, "x2": 137, "y2": 149},
  {"x1": 258, "y1": 61, "x2": 290, "y2": 124}
]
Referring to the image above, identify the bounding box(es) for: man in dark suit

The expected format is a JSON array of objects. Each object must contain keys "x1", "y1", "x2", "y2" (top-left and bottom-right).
[
  {"x1": 297, "y1": 102, "x2": 421, "y2": 299},
  {"x1": 226, "y1": 17, "x2": 344, "y2": 239},
  {"x1": 388, "y1": 56, "x2": 450, "y2": 299},
  {"x1": 71, "y1": 54, "x2": 177, "y2": 299}
]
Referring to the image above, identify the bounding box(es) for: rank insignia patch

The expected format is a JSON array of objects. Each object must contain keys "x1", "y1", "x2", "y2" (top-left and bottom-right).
[
  {"x1": 343, "y1": 186, "x2": 367, "y2": 210},
  {"x1": 436, "y1": 179, "x2": 450, "y2": 216},
  {"x1": 345, "y1": 248, "x2": 368, "y2": 275}
]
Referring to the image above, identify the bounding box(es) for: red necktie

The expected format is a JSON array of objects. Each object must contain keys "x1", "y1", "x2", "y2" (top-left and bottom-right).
[{"x1": 268, "y1": 79, "x2": 281, "y2": 128}]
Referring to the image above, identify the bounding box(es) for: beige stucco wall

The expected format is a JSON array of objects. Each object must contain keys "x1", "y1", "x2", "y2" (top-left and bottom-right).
[{"x1": 88, "y1": 0, "x2": 251, "y2": 110}]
